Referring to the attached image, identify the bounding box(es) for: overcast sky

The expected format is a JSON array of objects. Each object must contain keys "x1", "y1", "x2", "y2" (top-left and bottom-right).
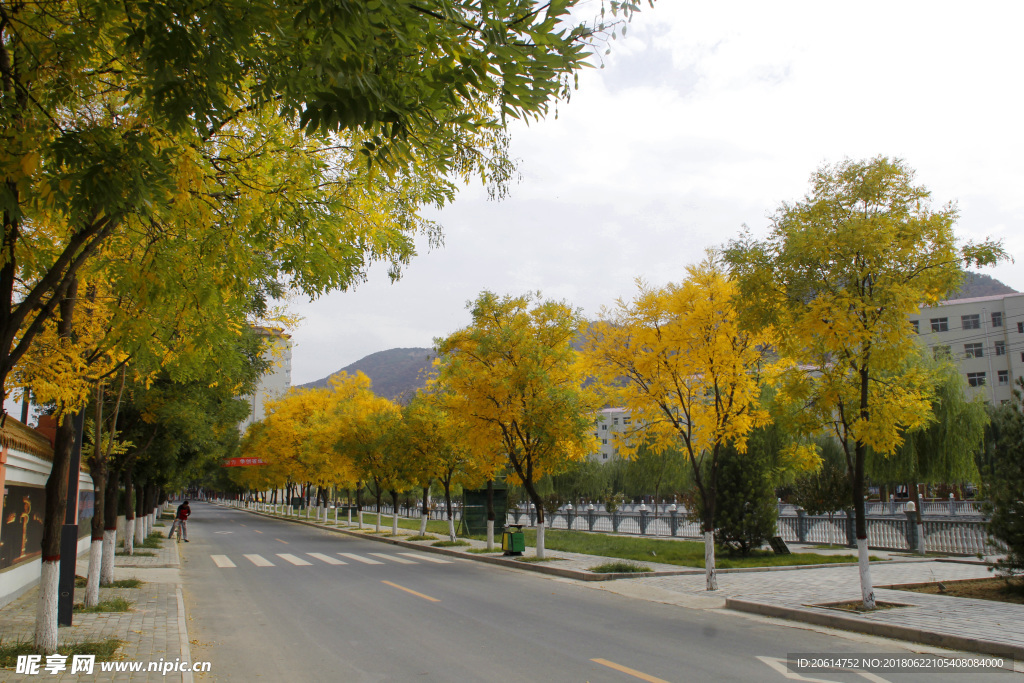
[{"x1": 289, "y1": 1, "x2": 1024, "y2": 386}]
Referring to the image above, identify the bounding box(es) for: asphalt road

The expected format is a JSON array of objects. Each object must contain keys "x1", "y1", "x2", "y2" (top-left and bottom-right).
[{"x1": 180, "y1": 502, "x2": 1022, "y2": 682}]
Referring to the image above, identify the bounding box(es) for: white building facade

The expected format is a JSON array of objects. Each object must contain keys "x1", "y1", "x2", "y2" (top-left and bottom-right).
[
  {"x1": 239, "y1": 326, "x2": 293, "y2": 431},
  {"x1": 912, "y1": 292, "x2": 1024, "y2": 405},
  {"x1": 590, "y1": 407, "x2": 631, "y2": 462}
]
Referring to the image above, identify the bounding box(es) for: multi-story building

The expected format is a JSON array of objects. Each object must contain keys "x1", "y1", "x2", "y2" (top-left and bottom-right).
[
  {"x1": 912, "y1": 292, "x2": 1024, "y2": 405},
  {"x1": 590, "y1": 407, "x2": 631, "y2": 462},
  {"x1": 239, "y1": 326, "x2": 293, "y2": 431}
]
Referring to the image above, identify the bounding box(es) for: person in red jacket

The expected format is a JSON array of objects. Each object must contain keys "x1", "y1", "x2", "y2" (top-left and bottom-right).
[{"x1": 174, "y1": 500, "x2": 191, "y2": 542}]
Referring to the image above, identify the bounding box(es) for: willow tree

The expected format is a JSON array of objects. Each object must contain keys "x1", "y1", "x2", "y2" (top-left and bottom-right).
[
  {"x1": 435, "y1": 291, "x2": 596, "y2": 558},
  {"x1": 867, "y1": 354, "x2": 989, "y2": 552},
  {"x1": 725, "y1": 156, "x2": 1005, "y2": 608},
  {"x1": 581, "y1": 259, "x2": 777, "y2": 590}
]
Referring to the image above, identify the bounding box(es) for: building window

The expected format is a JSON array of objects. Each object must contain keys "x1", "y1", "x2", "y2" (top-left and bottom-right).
[
  {"x1": 602, "y1": 438, "x2": 608, "y2": 444},
  {"x1": 964, "y1": 343, "x2": 983, "y2": 358},
  {"x1": 910, "y1": 320, "x2": 919, "y2": 334},
  {"x1": 1019, "y1": 321, "x2": 1024, "y2": 334},
  {"x1": 995, "y1": 341, "x2": 1006, "y2": 356},
  {"x1": 623, "y1": 417, "x2": 631, "y2": 425},
  {"x1": 998, "y1": 370, "x2": 1009, "y2": 386},
  {"x1": 613, "y1": 418, "x2": 618, "y2": 425},
  {"x1": 992, "y1": 312, "x2": 1003, "y2": 328},
  {"x1": 961, "y1": 314, "x2": 980, "y2": 330},
  {"x1": 967, "y1": 372, "x2": 986, "y2": 387},
  {"x1": 603, "y1": 453, "x2": 608, "y2": 460},
  {"x1": 931, "y1": 317, "x2": 948, "y2": 332},
  {"x1": 601, "y1": 424, "x2": 607, "y2": 430},
  {"x1": 933, "y1": 345, "x2": 951, "y2": 360}
]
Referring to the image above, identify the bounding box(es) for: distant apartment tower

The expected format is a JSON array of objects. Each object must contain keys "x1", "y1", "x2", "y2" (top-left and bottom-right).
[
  {"x1": 590, "y1": 407, "x2": 632, "y2": 462},
  {"x1": 912, "y1": 292, "x2": 1023, "y2": 404},
  {"x1": 239, "y1": 326, "x2": 293, "y2": 431}
]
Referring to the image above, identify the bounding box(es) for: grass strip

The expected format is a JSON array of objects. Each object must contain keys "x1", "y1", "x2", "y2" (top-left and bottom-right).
[
  {"x1": 432, "y1": 540, "x2": 469, "y2": 548},
  {"x1": 515, "y1": 529, "x2": 870, "y2": 569},
  {"x1": 0, "y1": 639, "x2": 122, "y2": 668},
  {"x1": 74, "y1": 597, "x2": 132, "y2": 613}
]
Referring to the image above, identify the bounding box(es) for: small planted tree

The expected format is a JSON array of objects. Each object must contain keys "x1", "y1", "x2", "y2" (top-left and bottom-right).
[{"x1": 983, "y1": 379, "x2": 1024, "y2": 576}]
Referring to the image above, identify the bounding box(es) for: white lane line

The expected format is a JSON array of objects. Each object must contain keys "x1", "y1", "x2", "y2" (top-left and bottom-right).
[
  {"x1": 397, "y1": 553, "x2": 451, "y2": 564},
  {"x1": 370, "y1": 553, "x2": 417, "y2": 564},
  {"x1": 210, "y1": 555, "x2": 236, "y2": 568},
  {"x1": 338, "y1": 553, "x2": 384, "y2": 565},
  {"x1": 244, "y1": 554, "x2": 275, "y2": 567},
  {"x1": 307, "y1": 552, "x2": 346, "y2": 565},
  {"x1": 277, "y1": 553, "x2": 312, "y2": 566}
]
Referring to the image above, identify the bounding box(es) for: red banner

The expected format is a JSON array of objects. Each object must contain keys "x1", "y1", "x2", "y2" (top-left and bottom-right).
[{"x1": 222, "y1": 457, "x2": 268, "y2": 467}]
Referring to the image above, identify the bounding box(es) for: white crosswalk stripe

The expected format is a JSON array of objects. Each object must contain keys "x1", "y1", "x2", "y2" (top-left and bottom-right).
[
  {"x1": 307, "y1": 552, "x2": 346, "y2": 565},
  {"x1": 244, "y1": 554, "x2": 274, "y2": 567},
  {"x1": 370, "y1": 553, "x2": 417, "y2": 564},
  {"x1": 338, "y1": 552, "x2": 384, "y2": 565},
  {"x1": 211, "y1": 555, "x2": 236, "y2": 568},
  {"x1": 277, "y1": 553, "x2": 312, "y2": 566},
  {"x1": 397, "y1": 553, "x2": 451, "y2": 564}
]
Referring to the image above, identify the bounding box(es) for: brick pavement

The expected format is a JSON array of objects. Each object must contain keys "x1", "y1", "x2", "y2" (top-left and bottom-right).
[{"x1": 0, "y1": 522, "x2": 194, "y2": 682}]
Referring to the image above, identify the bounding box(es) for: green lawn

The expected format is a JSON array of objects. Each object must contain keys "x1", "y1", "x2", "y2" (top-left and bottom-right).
[{"x1": 514, "y1": 529, "x2": 871, "y2": 569}]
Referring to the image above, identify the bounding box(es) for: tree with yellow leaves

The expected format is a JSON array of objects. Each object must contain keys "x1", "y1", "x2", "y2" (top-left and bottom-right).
[
  {"x1": 724, "y1": 156, "x2": 1006, "y2": 608},
  {"x1": 581, "y1": 259, "x2": 775, "y2": 590},
  {"x1": 435, "y1": 291, "x2": 596, "y2": 558}
]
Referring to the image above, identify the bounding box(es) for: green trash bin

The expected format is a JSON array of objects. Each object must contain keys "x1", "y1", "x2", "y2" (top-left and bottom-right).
[{"x1": 502, "y1": 525, "x2": 525, "y2": 556}]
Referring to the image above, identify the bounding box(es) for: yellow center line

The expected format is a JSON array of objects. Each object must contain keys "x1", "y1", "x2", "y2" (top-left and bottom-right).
[
  {"x1": 380, "y1": 581, "x2": 440, "y2": 603},
  {"x1": 591, "y1": 659, "x2": 671, "y2": 683},
  {"x1": 253, "y1": 530, "x2": 263, "y2": 534},
  {"x1": 275, "y1": 538, "x2": 288, "y2": 544}
]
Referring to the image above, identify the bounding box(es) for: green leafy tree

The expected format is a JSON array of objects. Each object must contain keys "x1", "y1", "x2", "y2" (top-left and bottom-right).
[
  {"x1": 725, "y1": 156, "x2": 1006, "y2": 607},
  {"x1": 981, "y1": 379, "x2": 1024, "y2": 575}
]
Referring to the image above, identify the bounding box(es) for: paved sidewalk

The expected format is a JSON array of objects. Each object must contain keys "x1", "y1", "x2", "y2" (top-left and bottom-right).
[
  {"x1": 234, "y1": 503, "x2": 1024, "y2": 662},
  {"x1": 0, "y1": 522, "x2": 194, "y2": 682}
]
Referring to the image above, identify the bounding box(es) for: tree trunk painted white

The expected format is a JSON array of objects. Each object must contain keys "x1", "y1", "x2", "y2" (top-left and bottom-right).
[
  {"x1": 101, "y1": 529, "x2": 116, "y2": 585},
  {"x1": 375, "y1": 510, "x2": 381, "y2": 533},
  {"x1": 704, "y1": 531, "x2": 718, "y2": 591},
  {"x1": 34, "y1": 560, "x2": 60, "y2": 653},
  {"x1": 536, "y1": 521, "x2": 546, "y2": 560},
  {"x1": 85, "y1": 540, "x2": 103, "y2": 606},
  {"x1": 916, "y1": 522, "x2": 926, "y2": 555},
  {"x1": 419, "y1": 514, "x2": 428, "y2": 536},
  {"x1": 391, "y1": 512, "x2": 398, "y2": 536},
  {"x1": 125, "y1": 518, "x2": 135, "y2": 555},
  {"x1": 357, "y1": 510, "x2": 363, "y2": 529},
  {"x1": 857, "y1": 537, "x2": 876, "y2": 608},
  {"x1": 486, "y1": 520, "x2": 495, "y2": 551},
  {"x1": 447, "y1": 516, "x2": 456, "y2": 542},
  {"x1": 134, "y1": 515, "x2": 145, "y2": 546}
]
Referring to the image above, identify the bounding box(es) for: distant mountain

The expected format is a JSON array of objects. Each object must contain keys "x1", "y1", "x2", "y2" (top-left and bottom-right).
[
  {"x1": 947, "y1": 271, "x2": 1017, "y2": 300},
  {"x1": 299, "y1": 347, "x2": 435, "y2": 401}
]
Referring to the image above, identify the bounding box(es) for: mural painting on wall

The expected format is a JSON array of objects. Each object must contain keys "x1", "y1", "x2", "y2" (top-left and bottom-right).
[
  {"x1": 1, "y1": 486, "x2": 95, "y2": 570},
  {"x1": 1, "y1": 484, "x2": 45, "y2": 570}
]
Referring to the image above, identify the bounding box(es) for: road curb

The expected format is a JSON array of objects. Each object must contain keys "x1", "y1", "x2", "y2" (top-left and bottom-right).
[{"x1": 725, "y1": 597, "x2": 1024, "y2": 660}]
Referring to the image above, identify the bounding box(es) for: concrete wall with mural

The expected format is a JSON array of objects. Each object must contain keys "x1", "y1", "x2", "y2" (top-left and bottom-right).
[{"x1": 1, "y1": 417, "x2": 93, "y2": 607}]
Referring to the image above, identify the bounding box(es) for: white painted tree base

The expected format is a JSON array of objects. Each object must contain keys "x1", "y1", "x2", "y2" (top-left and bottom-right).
[
  {"x1": 858, "y1": 537, "x2": 876, "y2": 608},
  {"x1": 86, "y1": 540, "x2": 103, "y2": 606},
  {"x1": 447, "y1": 517, "x2": 456, "y2": 542},
  {"x1": 536, "y1": 522, "x2": 546, "y2": 560},
  {"x1": 134, "y1": 516, "x2": 145, "y2": 546},
  {"x1": 35, "y1": 561, "x2": 60, "y2": 653},
  {"x1": 101, "y1": 530, "x2": 116, "y2": 585},
  {"x1": 392, "y1": 514, "x2": 398, "y2": 536},
  {"x1": 486, "y1": 520, "x2": 494, "y2": 551},
  {"x1": 704, "y1": 531, "x2": 718, "y2": 591},
  {"x1": 916, "y1": 522, "x2": 926, "y2": 554},
  {"x1": 419, "y1": 514, "x2": 428, "y2": 536},
  {"x1": 375, "y1": 512, "x2": 381, "y2": 533},
  {"x1": 125, "y1": 518, "x2": 135, "y2": 555}
]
